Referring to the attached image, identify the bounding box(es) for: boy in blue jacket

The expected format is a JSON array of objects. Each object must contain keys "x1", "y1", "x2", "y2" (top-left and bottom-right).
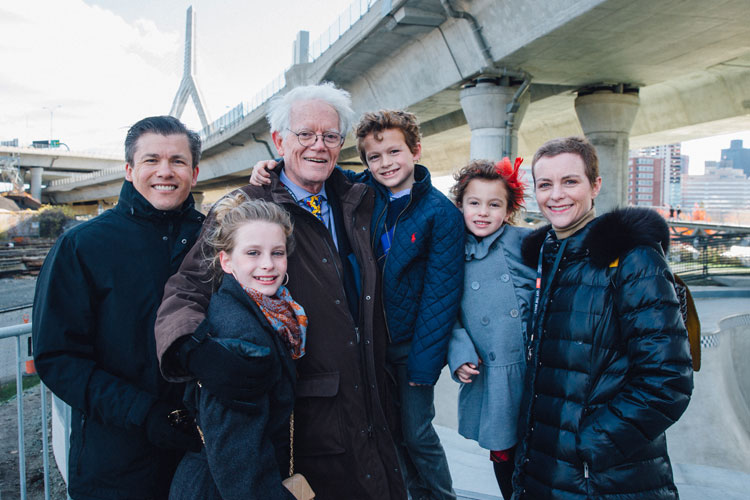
[
  {"x1": 354, "y1": 110, "x2": 464, "y2": 500},
  {"x1": 251, "y1": 109, "x2": 464, "y2": 500}
]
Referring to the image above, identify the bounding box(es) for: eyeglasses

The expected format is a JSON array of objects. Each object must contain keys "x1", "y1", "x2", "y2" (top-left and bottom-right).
[{"x1": 286, "y1": 129, "x2": 344, "y2": 148}]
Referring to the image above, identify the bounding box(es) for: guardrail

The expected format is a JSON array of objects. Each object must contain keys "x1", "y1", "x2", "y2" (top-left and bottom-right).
[
  {"x1": 310, "y1": 0, "x2": 374, "y2": 60},
  {"x1": 0, "y1": 322, "x2": 54, "y2": 500},
  {"x1": 668, "y1": 229, "x2": 750, "y2": 278},
  {"x1": 48, "y1": 165, "x2": 124, "y2": 188}
]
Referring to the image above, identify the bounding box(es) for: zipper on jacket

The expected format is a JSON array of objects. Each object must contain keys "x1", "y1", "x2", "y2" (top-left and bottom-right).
[
  {"x1": 583, "y1": 461, "x2": 589, "y2": 479},
  {"x1": 347, "y1": 187, "x2": 378, "y2": 444},
  {"x1": 377, "y1": 192, "x2": 414, "y2": 344},
  {"x1": 76, "y1": 413, "x2": 87, "y2": 475}
]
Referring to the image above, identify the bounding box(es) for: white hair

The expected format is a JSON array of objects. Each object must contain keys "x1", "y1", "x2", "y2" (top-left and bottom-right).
[{"x1": 267, "y1": 82, "x2": 355, "y2": 137}]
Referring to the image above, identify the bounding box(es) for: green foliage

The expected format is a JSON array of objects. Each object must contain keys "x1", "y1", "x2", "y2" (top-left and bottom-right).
[
  {"x1": 0, "y1": 375, "x2": 40, "y2": 404},
  {"x1": 34, "y1": 206, "x2": 75, "y2": 238}
]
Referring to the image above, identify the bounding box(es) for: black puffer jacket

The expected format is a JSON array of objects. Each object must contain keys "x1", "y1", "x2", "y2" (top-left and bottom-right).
[{"x1": 513, "y1": 207, "x2": 693, "y2": 500}]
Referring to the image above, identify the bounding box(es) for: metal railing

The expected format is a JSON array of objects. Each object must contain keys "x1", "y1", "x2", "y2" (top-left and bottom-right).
[
  {"x1": 309, "y1": 0, "x2": 374, "y2": 60},
  {"x1": 668, "y1": 230, "x2": 750, "y2": 277},
  {"x1": 48, "y1": 165, "x2": 124, "y2": 187},
  {"x1": 0, "y1": 322, "x2": 53, "y2": 500}
]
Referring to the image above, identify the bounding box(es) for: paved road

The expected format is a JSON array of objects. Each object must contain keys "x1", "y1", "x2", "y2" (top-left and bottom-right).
[
  {"x1": 0, "y1": 277, "x2": 35, "y2": 381},
  {"x1": 437, "y1": 286, "x2": 750, "y2": 499},
  {"x1": 0, "y1": 277, "x2": 36, "y2": 311}
]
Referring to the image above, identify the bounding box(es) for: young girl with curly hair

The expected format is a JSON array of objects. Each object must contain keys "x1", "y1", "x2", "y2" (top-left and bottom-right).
[{"x1": 447, "y1": 158, "x2": 534, "y2": 499}]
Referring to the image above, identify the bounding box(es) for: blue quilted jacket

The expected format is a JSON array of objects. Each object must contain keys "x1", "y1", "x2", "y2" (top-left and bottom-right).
[{"x1": 345, "y1": 165, "x2": 465, "y2": 384}]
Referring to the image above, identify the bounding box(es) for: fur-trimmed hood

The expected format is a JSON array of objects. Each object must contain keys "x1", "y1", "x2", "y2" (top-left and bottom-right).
[{"x1": 521, "y1": 207, "x2": 670, "y2": 268}]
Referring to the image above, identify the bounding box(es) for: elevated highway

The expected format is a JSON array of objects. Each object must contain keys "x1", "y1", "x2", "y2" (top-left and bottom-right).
[
  {"x1": 0, "y1": 146, "x2": 122, "y2": 202},
  {"x1": 41, "y1": 0, "x2": 750, "y2": 209}
]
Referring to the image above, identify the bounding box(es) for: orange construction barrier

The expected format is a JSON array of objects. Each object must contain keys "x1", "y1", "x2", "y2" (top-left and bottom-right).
[{"x1": 23, "y1": 314, "x2": 36, "y2": 375}]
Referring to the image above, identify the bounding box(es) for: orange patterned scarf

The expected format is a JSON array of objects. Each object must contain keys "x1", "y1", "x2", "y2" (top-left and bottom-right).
[{"x1": 244, "y1": 285, "x2": 308, "y2": 360}]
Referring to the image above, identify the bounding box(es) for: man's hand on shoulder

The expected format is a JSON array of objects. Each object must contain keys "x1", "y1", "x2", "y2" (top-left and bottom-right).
[{"x1": 248, "y1": 160, "x2": 278, "y2": 186}]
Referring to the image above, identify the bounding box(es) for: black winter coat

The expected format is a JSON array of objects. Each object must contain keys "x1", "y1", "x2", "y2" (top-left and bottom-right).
[
  {"x1": 169, "y1": 275, "x2": 296, "y2": 500},
  {"x1": 513, "y1": 208, "x2": 693, "y2": 500},
  {"x1": 32, "y1": 181, "x2": 204, "y2": 500}
]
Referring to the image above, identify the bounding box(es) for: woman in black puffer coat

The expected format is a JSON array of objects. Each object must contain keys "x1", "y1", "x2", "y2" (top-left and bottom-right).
[{"x1": 512, "y1": 137, "x2": 693, "y2": 500}]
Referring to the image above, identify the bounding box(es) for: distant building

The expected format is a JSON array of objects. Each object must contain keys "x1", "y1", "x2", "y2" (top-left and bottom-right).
[
  {"x1": 633, "y1": 143, "x2": 686, "y2": 207},
  {"x1": 721, "y1": 139, "x2": 750, "y2": 177},
  {"x1": 627, "y1": 156, "x2": 664, "y2": 207},
  {"x1": 681, "y1": 164, "x2": 750, "y2": 211}
]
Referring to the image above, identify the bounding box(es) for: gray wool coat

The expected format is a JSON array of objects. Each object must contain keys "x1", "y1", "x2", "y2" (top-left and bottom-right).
[{"x1": 448, "y1": 224, "x2": 535, "y2": 451}]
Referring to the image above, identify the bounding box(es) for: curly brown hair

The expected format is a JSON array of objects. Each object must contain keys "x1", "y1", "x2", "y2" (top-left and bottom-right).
[
  {"x1": 451, "y1": 159, "x2": 526, "y2": 222},
  {"x1": 354, "y1": 109, "x2": 421, "y2": 166}
]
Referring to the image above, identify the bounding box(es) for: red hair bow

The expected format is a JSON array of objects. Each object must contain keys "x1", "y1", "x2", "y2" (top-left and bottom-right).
[
  {"x1": 494, "y1": 157, "x2": 526, "y2": 208},
  {"x1": 495, "y1": 157, "x2": 523, "y2": 178}
]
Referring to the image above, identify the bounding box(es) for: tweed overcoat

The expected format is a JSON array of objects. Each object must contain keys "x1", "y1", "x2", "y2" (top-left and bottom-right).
[
  {"x1": 512, "y1": 207, "x2": 694, "y2": 500},
  {"x1": 169, "y1": 274, "x2": 296, "y2": 500}
]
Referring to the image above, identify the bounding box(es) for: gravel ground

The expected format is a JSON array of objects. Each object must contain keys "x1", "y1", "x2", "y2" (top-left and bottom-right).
[
  {"x1": 0, "y1": 277, "x2": 36, "y2": 311},
  {"x1": 1, "y1": 277, "x2": 67, "y2": 498},
  {"x1": 1, "y1": 384, "x2": 67, "y2": 499}
]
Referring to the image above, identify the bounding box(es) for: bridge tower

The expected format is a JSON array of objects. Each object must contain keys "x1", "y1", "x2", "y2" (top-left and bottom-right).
[{"x1": 169, "y1": 6, "x2": 210, "y2": 129}]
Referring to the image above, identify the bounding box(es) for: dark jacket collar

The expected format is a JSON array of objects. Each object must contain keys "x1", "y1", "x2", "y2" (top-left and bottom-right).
[
  {"x1": 521, "y1": 207, "x2": 670, "y2": 268},
  {"x1": 115, "y1": 180, "x2": 198, "y2": 222}
]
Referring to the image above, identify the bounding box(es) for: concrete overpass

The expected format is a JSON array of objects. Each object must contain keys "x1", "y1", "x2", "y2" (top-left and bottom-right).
[
  {"x1": 43, "y1": 0, "x2": 750, "y2": 210},
  {"x1": 0, "y1": 146, "x2": 122, "y2": 201}
]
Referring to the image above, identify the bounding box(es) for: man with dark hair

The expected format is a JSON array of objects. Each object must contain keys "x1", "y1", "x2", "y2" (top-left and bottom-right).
[{"x1": 33, "y1": 115, "x2": 205, "y2": 500}]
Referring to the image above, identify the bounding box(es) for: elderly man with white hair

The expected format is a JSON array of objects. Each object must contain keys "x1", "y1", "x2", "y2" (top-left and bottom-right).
[{"x1": 155, "y1": 83, "x2": 406, "y2": 500}]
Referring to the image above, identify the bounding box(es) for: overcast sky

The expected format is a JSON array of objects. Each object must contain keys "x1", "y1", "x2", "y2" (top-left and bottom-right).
[
  {"x1": 0, "y1": 0, "x2": 748, "y2": 174},
  {"x1": 0, "y1": 0, "x2": 353, "y2": 154}
]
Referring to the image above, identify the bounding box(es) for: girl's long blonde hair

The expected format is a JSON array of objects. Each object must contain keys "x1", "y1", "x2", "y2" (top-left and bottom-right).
[{"x1": 202, "y1": 193, "x2": 294, "y2": 284}]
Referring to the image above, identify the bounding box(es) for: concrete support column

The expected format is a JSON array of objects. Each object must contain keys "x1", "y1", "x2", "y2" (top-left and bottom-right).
[
  {"x1": 574, "y1": 86, "x2": 640, "y2": 213},
  {"x1": 30, "y1": 167, "x2": 43, "y2": 202},
  {"x1": 459, "y1": 77, "x2": 530, "y2": 161},
  {"x1": 192, "y1": 191, "x2": 205, "y2": 214}
]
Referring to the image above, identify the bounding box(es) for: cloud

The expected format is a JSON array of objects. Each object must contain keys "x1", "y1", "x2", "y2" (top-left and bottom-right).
[{"x1": 0, "y1": 0, "x2": 180, "y2": 152}]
